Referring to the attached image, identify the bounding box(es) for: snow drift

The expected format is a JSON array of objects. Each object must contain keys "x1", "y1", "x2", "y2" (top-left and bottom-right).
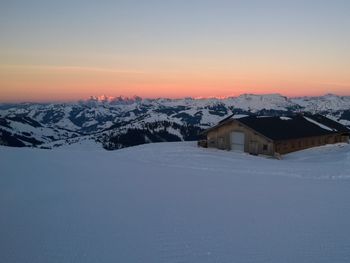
[{"x1": 1, "y1": 142, "x2": 350, "y2": 262}]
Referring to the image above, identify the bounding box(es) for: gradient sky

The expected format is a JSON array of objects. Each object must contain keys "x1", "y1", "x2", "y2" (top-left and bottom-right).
[{"x1": 1, "y1": 0, "x2": 350, "y2": 102}]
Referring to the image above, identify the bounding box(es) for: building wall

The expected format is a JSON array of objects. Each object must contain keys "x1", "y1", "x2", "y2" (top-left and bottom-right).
[
  {"x1": 207, "y1": 120, "x2": 274, "y2": 156},
  {"x1": 206, "y1": 120, "x2": 350, "y2": 156},
  {"x1": 274, "y1": 133, "x2": 349, "y2": 154}
]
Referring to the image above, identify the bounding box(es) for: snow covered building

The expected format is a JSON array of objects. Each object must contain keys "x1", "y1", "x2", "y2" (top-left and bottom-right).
[{"x1": 202, "y1": 114, "x2": 350, "y2": 156}]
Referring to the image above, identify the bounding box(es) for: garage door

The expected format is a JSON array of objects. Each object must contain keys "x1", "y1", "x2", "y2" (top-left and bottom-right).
[{"x1": 230, "y1": 132, "x2": 245, "y2": 152}]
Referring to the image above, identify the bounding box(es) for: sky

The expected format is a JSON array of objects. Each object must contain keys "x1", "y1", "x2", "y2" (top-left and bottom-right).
[{"x1": 1, "y1": 0, "x2": 350, "y2": 102}]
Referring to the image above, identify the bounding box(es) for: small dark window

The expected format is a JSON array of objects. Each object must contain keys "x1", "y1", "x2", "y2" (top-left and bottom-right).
[{"x1": 263, "y1": 144, "x2": 268, "y2": 151}]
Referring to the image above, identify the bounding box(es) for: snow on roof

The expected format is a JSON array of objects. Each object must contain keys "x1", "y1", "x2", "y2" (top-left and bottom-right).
[
  {"x1": 237, "y1": 115, "x2": 342, "y2": 141},
  {"x1": 232, "y1": 114, "x2": 249, "y2": 119},
  {"x1": 280, "y1": 116, "x2": 292, "y2": 120},
  {"x1": 304, "y1": 116, "x2": 336, "y2": 132}
]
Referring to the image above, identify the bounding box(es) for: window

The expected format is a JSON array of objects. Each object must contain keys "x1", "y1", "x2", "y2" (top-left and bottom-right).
[{"x1": 263, "y1": 144, "x2": 268, "y2": 151}]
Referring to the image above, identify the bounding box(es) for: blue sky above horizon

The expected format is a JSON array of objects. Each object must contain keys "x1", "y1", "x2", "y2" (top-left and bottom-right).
[{"x1": 1, "y1": 0, "x2": 350, "y2": 102}]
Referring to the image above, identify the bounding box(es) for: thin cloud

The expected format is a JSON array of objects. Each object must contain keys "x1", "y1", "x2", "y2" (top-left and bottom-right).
[{"x1": 0, "y1": 64, "x2": 145, "y2": 75}]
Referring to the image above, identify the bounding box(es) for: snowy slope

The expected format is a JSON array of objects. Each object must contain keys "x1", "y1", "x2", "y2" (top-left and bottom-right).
[
  {"x1": 1, "y1": 93, "x2": 350, "y2": 149},
  {"x1": 1, "y1": 142, "x2": 350, "y2": 262},
  {"x1": 292, "y1": 93, "x2": 350, "y2": 112},
  {"x1": 223, "y1": 93, "x2": 297, "y2": 111}
]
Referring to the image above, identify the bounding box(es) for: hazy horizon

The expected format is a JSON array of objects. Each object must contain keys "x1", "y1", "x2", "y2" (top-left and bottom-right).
[{"x1": 1, "y1": 92, "x2": 349, "y2": 104}]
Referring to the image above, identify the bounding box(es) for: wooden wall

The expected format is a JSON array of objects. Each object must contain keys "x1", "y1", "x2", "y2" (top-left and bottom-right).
[
  {"x1": 206, "y1": 120, "x2": 349, "y2": 156},
  {"x1": 207, "y1": 120, "x2": 274, "y2": 156},
  {"x1": 274, "y1": 134, "x2": 349, "y2": 154}
]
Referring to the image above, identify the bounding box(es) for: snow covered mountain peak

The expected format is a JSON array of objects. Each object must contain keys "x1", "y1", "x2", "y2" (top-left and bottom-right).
[
  {"x1": 291, "y1": 94, "x2": 350, "y2": 112},
  {"x1": 221, "y1": 93, "x2": 293, "y2": 112},
  {"x1": 83, "y1": 95, "x2": 143, "y2": 106},
  {"x1": 1, "y1": 93, "x2": 349, "y2": 149}
]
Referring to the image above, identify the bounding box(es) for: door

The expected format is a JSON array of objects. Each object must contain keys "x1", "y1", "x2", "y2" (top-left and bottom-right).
[{"x1": 230, "y1": 132, "x2": 245, "y2": 152}]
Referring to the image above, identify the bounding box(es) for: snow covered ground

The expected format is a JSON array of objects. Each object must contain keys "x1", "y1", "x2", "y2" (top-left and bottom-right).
[{"x1": 1, "y1": 142, "x2": 350, "y2": 262}]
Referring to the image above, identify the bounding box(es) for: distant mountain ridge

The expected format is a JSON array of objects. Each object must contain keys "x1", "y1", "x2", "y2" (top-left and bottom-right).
[{"x1": 1, "y1": 93, "x2": 349, "y2": 149}]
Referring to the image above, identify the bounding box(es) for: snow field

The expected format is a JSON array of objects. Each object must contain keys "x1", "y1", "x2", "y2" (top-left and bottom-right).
[{"x1": 1, "y1": 142, "x2": 350, "y2": 262}]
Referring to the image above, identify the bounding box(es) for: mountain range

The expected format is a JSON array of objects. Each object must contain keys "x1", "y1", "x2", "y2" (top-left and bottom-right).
[{"x1": 1, "y1": 93, "x2": 349, "y2": 149}]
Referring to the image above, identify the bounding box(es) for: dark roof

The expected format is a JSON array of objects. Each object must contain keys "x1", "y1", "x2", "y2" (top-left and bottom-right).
[
  {"x1": 218, "y1": 113, "x2": 235, "y2": 124},
  {"x1": 304, "y1": 114, "x2": 349, "y2": 133},
  {"x1": 236, "y1": 114, "x2": 349, "y2": 141}
]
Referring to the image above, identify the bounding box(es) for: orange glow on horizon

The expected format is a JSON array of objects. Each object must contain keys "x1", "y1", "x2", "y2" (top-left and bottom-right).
[{"x1": 1, "y1": 64, "x2": 350, "y2": 102}]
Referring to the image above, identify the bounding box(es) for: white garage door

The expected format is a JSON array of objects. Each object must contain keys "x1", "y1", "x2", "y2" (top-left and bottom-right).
[{"x1": 230, "y1": 132, "x2": 245, "y2": 152}]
